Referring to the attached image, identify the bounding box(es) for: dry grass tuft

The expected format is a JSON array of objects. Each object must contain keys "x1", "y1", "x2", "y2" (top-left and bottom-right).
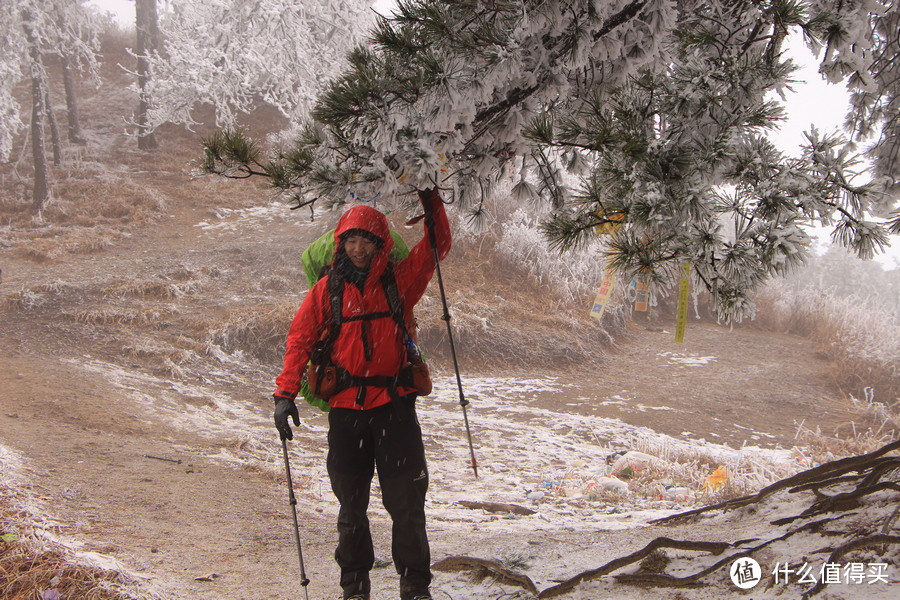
[
  {"x1": 794, "y1": 420, "x2": 896, "y2": 460},
  {"x1": 255, "y1": 274, "x2": 293, "y2": 292},
  {"x1": 73, "y1": 309, "x2": 140, "y2": 325},
  {"x1": 70, "y1": 306, "x2": 182, "y2": 328},
  {"x1": 102, "y1": 278, "x2": 201, "y2": 299},
  {"x1": 210, "y1": 301, "x2": 297, "y2": 362},
  {"x1": 120, "y1": 340, "x2": 196, "y2": 368},
  {"x1": 0, "y1": 538, "x2": 146, "y2": 600},
  {"x1": 14, "y1": 244, "x2": 53, "y2": 263},
  {"x1": 638, "y1": 549, "x2": 671, "y2": 574},
  {"x1": 3, "y1": 282, "x2": 81, "y2": 311},
  {"x1": 64, "y1": 229, "x2": 118, "y2": 254}
]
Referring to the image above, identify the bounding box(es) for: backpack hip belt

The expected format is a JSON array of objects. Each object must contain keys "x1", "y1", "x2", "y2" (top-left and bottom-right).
[{"x1": 308, "y1": 362, "x2": 427, "y2": 406}]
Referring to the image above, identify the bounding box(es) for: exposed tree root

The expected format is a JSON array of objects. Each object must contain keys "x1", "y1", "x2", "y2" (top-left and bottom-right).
[
  {"x1": 773, "y1": 481, "x2": 900, "y2": 525},
  {"x1": 456, "y1": 500, "x2": 537, "y2": 516},
  {"x1": 537, "y1": 538, "x2": 730, "y2": 598},
  {"x1": 432, "y1": 556, "x2": 540, "y2": 596}
]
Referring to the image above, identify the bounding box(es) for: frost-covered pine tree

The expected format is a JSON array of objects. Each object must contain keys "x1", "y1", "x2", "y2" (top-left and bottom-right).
[
  {"x1": 0, "y1": 0, "x2": 100, "y2": 163},
  {"x1": 203, "y1": 0, "x2": 899, "y2": 322},
  {"x1": 140, "y1": 0, "x2": 376, "y2": 131},
  {"x1": 1, "y1": 0, "x2": 102, "y2": 210},
  {"x1": 842, "y1": 5, "x2": 900, "y2": 205}
]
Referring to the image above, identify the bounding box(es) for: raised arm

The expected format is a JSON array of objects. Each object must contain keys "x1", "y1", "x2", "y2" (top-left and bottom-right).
[{"x1": 394, "y1": 188, "x2": 452, "y2": 308}]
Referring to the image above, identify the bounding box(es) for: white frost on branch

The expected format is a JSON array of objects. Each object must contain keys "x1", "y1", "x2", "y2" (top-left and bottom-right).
[
  {"x1": 0, "y1": 0, "x2": 103, "y2": 161},
  {"x1": 142, "y1": 0, "x2": 376, "y2": 130},
  {"x1": 201, "y1": 0, "x2": 898, "y2": 321}
]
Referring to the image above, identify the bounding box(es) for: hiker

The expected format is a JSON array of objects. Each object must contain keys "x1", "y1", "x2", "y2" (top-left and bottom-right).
[{"x1": 273, "y1": 188, "x2": 451, "y2": 600}]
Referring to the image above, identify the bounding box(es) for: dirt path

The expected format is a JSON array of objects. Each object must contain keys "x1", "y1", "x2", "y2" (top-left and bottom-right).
[{"x1": 555, "y1": 321, "x2": 855, "y2": 449}]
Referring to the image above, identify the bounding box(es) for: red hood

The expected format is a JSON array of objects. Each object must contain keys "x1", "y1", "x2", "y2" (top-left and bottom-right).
[{"x1": 333, "y1": 205, "x2": 393, "y2": 273}]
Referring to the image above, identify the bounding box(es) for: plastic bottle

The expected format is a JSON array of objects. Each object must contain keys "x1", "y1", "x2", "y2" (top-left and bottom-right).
[{"x1": 406, "y1": 338, "x2": 421, "y2": 364}]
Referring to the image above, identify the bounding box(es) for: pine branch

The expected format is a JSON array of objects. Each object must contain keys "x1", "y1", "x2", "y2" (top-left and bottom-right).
[
  {"x1": 200, "y1": 128, "x2": 269, "y2": 179},
  {"x1": 472, "y1": 0, "x2": 650, "y2": 129}
]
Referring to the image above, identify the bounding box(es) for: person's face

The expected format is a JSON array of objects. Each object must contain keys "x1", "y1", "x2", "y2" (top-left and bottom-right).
[{"x1": 344, "y1": 234, "x2": 378, "y2": 269}]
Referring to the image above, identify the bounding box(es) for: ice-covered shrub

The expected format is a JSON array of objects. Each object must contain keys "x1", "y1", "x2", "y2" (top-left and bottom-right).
[
  {"x1": 496, "y1": 208, "x2": 609, "y2": 304},
  {"x1": 428, "y1": 191, "x2": 628, "y2": 366},
  {"x1": 754, "y1": 281, "x2": 900, "y2": 421}
]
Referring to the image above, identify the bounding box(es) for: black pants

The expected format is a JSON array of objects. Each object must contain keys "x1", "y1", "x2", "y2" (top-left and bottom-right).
[{"x1": 327, "y1": 398, "x2": 431, "y2": 599}]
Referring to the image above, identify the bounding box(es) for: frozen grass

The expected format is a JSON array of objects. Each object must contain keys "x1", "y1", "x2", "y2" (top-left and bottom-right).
[
  {"x1": 457, "y1": 187, "x2": 618, "y2": 305},
  {"x1": 210, "y1": 300, "x2": 299, "y2": 363},
  {"x1": 71, "y1": 306, "x2": 182, "y2": 327},
  {"x1": 414, "y1": 199, "x2": 628, "y2": 368},
  {"x1": 2, "y1": 281, "x2": 82, "y2": 311},
  {"x1": 102, "y1": 278, "x2": 202, "y2": 299},
  {"x1": 495, "y1": 209, "x2": 608, "y2": 305},
  {"x1": 792, "y1": 420, "x2": 896, "y2": 459},
  {"x1": 753, "y1": 282, "x2": 900, "y2": 429}
]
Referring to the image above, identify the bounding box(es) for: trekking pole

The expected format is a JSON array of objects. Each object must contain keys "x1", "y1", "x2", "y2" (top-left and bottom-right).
[
  {"x1": 422, "y1": 191, "x2": 479, "y2": 478},
  {"x1": 280, "y1": 438, "x2": 311, "y2": 600}
]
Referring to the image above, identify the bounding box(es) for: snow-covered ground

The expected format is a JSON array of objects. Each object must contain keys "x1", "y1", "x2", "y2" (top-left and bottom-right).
[{"x1": 14, "y1": 356, "x2": 890, "y2": 600}]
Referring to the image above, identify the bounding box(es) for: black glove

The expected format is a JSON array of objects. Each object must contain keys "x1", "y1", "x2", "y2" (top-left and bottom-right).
[
  {"x1": 274, "y1": 397, "x2": 300, "y2": 440},
  {"x1": 418, "y1": 188, "x2": 437, "y2": 226}
]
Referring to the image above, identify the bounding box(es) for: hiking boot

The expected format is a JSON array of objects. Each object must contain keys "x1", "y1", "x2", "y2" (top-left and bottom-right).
[
  {"x1": 341, "y1": 575, "x2": 370, "y2": 600},
  {"x1": 401, "y1": 592, "x2": 432, "y2": 600}
]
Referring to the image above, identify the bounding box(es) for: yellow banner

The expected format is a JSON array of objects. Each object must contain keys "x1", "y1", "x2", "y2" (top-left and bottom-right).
[
  {"x1": 634, "y1": 280, "x2": 649, "y2": 312},
  {"x1": 675, "y1": 262, "x2": 691, "y2": 343},
  {"x1": 590, "y1": 268, "x2": 616, "y2": 320},
  {"x1": 594, "y1": 211, "x2": 625, "y2": 236}
]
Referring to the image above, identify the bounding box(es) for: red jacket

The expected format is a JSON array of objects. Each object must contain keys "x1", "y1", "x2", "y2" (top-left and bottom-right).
[{"x1": 274, "y1": 190, "x2": 451, "y2": 410}]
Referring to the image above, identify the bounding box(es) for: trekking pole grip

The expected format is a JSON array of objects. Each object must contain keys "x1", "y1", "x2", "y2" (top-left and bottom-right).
[{"x1": 419, "y1": 188, "x2": 437, "y2": 227}]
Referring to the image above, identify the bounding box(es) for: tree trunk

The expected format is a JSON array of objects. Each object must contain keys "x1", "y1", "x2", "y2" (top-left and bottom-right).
[
  {"x1": 135, "y1": 0, "x2": 160, "y2": 150},
  {"x1": 22, "y1": 10, "x2": 51, "y2": 212},
  {"x1": 44, "y1": 88, "x2": 63, "y2": 166},
  {"x1": 31, "y1": 74, "x2": 51, "y2": 211},
  {"x1": 61, "y1": 56, "x2": 85, "y2": 144}
]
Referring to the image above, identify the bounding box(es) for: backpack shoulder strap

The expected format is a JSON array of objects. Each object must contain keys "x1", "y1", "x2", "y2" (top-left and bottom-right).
[
  {"x1": 322, "y1": 265, "x2": 344, "y2": 352},
  {"x1": 380, "y1": 262, "x2": 409, "y2": 341}
]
